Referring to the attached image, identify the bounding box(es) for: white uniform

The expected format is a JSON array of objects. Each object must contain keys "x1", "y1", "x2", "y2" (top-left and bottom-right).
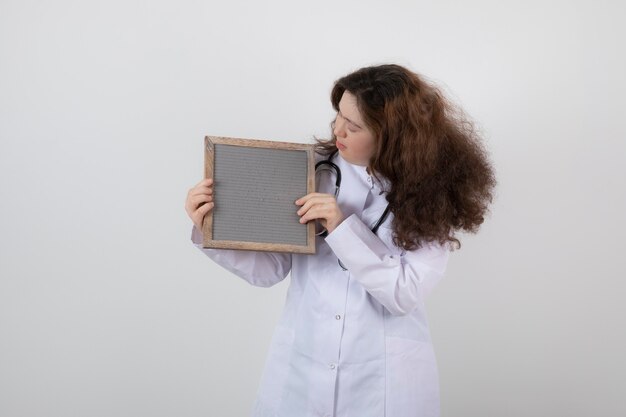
[{"x1": 191, "y1": 152, "x2": 450, "y2": 417}]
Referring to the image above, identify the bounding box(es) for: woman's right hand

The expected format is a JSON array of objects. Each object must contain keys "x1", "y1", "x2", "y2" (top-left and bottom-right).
[{"x1": 185, "y1": 178, "x2": 214, "y2": 231}]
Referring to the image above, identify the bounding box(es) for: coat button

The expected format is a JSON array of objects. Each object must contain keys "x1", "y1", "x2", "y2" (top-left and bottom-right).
[{"x1": 335, "y1": 314, "x2": 341, "y2": 320}]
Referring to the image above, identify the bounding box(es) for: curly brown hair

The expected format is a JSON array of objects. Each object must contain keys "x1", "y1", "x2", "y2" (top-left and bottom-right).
[{"x1": 316, "y1": 64, "x2": 497, "y2": 251}]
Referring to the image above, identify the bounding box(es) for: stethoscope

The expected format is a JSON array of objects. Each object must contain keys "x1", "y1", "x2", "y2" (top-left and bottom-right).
[{"x1": 315, "y1": 150, "x2": 392, "y2": 271}]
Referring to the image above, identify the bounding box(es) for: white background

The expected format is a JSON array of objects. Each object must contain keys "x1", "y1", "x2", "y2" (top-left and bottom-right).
[{"x1": 1, "y1": 1, "x2": 625, "y2": 416}]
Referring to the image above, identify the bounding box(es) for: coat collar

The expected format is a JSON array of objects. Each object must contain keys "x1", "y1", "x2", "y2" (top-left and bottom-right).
[{"x1": 317, "y1": 150, "x2": 391, "y2": 195}]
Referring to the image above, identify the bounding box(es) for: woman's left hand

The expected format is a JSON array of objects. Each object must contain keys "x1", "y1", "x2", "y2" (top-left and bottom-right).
[{"x1": 295, "y1": 193, "x2": 345, "y2": 234}]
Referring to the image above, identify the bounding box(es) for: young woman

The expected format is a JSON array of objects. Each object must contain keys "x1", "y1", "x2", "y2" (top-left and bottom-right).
[{"x1": 185, "y1": 64, "x2": 496, "y2": 417}]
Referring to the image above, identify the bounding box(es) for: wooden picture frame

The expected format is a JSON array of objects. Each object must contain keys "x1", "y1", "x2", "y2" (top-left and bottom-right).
[{"x1": 202, "y1": 135, "x2": 316, "y2": 254}]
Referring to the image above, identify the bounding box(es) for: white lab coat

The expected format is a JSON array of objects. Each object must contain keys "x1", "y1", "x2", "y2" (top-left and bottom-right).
[{"x1": 191, "y1": 152, "x2": 450, "y2": 417}]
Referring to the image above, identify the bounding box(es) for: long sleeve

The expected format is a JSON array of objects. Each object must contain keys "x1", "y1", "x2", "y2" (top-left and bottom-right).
[
  {"x1": 324, "y1": 214, "x2": 449, "y2": 316},
  {"x1": 190, "y1": 225, "x2": 292, "y2": 288}
]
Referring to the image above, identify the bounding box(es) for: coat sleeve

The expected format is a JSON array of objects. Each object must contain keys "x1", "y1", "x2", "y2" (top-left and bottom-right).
[
  {"x1": 324, "y1": 214, "x2": 449, "y2": 316},
  {"x1": 190, "y1": 225, "x2": 292, "y2": 288}
]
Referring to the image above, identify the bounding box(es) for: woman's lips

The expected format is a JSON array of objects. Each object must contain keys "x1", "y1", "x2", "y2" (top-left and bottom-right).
[{"x1": 337, "y1": 141, "x2": 347, "y2": 150}]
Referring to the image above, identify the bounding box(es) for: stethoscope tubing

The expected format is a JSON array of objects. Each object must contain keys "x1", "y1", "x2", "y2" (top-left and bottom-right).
[{"x1": 314, "y1": 149, "x2": 392, "y2": 271}]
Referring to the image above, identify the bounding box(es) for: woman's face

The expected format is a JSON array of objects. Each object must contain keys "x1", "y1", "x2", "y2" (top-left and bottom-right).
[{"x1": 333, "y1": 91, "x2": 376, "y2": 166}]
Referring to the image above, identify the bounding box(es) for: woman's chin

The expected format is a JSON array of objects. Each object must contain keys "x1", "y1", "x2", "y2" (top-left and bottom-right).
[{"x1": 339, "y1": 150, "x2": 368, "y2": 166}]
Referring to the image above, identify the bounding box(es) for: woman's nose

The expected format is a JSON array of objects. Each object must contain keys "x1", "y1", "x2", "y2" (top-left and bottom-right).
[{"x1": 333, "y1": 118, "x2": 346, "y2": 138}]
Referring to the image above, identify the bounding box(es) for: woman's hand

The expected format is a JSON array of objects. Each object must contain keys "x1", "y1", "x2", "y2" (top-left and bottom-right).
[
  {"x1": 295, "y1": 193, "x2": 345, "y2": 234},
  {"x1": 185, "y1": 178, "x2": 214, "y2": 231}
]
